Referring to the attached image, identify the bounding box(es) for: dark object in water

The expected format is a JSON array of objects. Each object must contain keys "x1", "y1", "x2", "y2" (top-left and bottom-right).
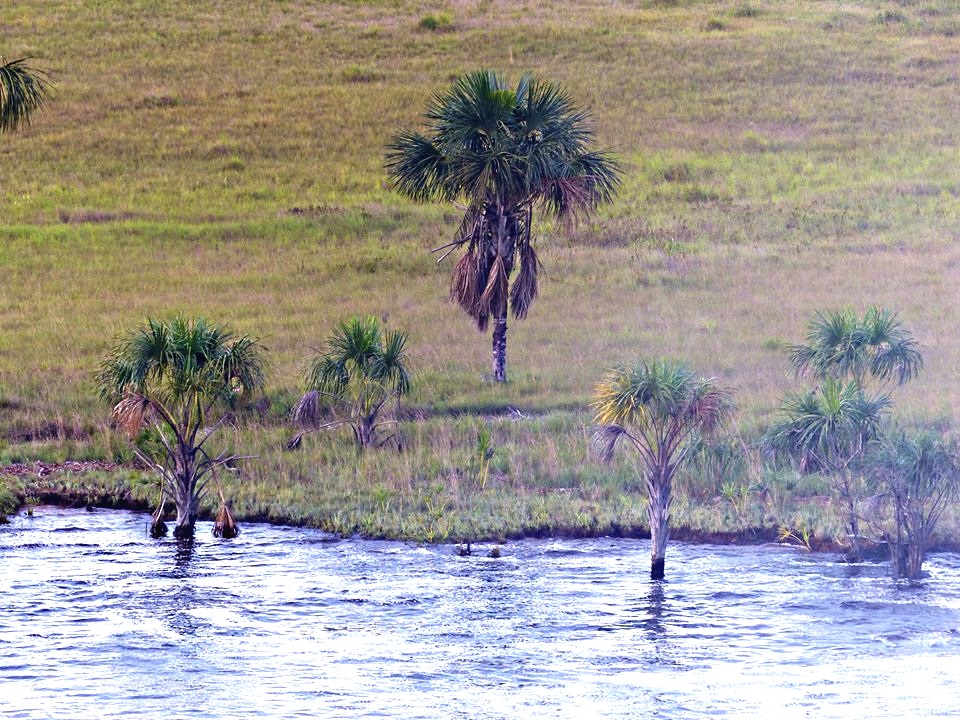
[
  {"x1": 149, "y1": 505, "x2": 168, "y2": 538},
  {"x1": 213, "y1": 502, "x2": 239, "y2": 539}
]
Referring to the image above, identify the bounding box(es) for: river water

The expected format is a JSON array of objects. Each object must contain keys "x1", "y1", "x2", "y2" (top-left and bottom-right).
[{"x1": 1, "y1": 507, "x2": 959, "y2": 719}]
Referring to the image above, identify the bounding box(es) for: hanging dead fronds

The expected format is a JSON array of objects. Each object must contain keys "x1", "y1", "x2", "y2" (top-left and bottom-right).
[
  {"x1": 213, "y1": 502, "x2": 239, "y2": 538},
  {"x1": 285, "y1": 431, "x2": 306, "y2": 450},
  {"x1": 590, "y1": 424, "x2": 629, "y2": 464},
  {"x1": 450, "y1": 249, "x2": 480, "y2": 316},
  {"x1": 149, "y1": 504, "x2": 168, "y2": 538},
  {"x1": 212, "y1": 472, "x2": 239, "y2": 538},
  {"x1": 510, "y1": 243, "x2": 541, "y2": 319},
  {"x1": 112, "y1": 392, "x2": 151, "y2": 437},
  {"x1": 479, "y1": 255, "x2": 509, "y2": 325},
  {"x1": 291, "y1": 390, "x2": 322, "y2": 426}
]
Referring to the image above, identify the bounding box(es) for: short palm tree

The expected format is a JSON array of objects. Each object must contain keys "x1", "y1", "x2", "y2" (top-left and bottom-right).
[
  {"x1": 1, "y1": 56, "x2": 51, "y2": 133},
  {"x1": 788, "y1": 306, "x2": 922, "y2": 390},
  {"x1": 387, "y1": 70, "x2": 620, "y2": 382},
  {"x1": 592, "y1": 360, "x2": 734, "y2": 580},
  {"x1": 289, "y1": 317, "x2": 411, "y2": 449},
  {"x1": 867, "y1": 429, "x2": 960, "y2": 579},
  {"x1": 765, "y1": 378, "x2": 891, "y2": 559},
  {"x1": 96, "y1": 316, "x2": 266, "y2": 539}
]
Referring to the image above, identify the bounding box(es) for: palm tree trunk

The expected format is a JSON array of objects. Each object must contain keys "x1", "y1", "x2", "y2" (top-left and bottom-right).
[
  {"x1": 172, "y1": 443, "x2": 199, "y2": 538},
  {"x1": 906, "y1": 541, "x2": 924, "y2": 579},
  {"x1": 647, "y1": 472, "x2": 671, "y2": 580},
  {"x1": 492, "y1": 316, "x2": 507, "y2": 383}
]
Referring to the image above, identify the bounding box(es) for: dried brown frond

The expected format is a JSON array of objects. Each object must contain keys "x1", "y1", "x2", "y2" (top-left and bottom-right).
[
  {"x1": 291, "y1": 390, "x2": 321, "y2": 426},
  {"x1": 450, "y1": 249, "x2": 479, "y2": 316},
  {"x1": 112, "y1": 392, "x2": 151, "y2": 437},
  {"x1": 454, "y1": 206, "x2": 484, "y2": 246},
  {"x1": 149, "y1": 504, "x2": 168, "y2": 538},
  {"x1": 479, "y1": 255, "x2": 509, "y2": 322},
  {"x1": 285, "y1": 431, "x2": 305, "y2": 450},
  {"x1": 510, "y1": 243, "x2": 541, "y2": 320},
  {"x1": 591, "y1": 424, "x2": 628, "y2": 464},
  {"x1": 213, "y1": 502, "x2": 239, "y2": 538}
]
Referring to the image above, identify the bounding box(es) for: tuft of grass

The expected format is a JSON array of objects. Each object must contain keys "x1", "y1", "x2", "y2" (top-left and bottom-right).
[
  {"x1": 341, "y1": 64, "x2": 385, "y2": 83},
  {"x1": 732, "y1": 3, "x2": 762, "y2": 18},
  {"x1": 876, "y1": 10, "x2": 908, "y2": 25},
  {"x1": 419, "y1": 12, "x2": 454, "y2": 32}
]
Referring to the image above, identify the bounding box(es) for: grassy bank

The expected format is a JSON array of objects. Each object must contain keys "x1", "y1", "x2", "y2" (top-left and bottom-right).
[{"x1": 3, "y1": 1, "x2": 960, "y2": 541}]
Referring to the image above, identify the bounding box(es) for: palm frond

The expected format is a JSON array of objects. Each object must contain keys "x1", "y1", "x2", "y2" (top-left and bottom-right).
[
  {"x1": 112, "y1": 392, "x2": 152, "y2": 437},
  {"x1": 0, "y1": 57, "x2": 52, "y2": 133},
  {"x1": 450, "y1": 249, "x2": 480, "y2": 316},
  {"x1": 291, "y1": 389, "x2": 323, "y2": 426},
  {"x1": 479, "y1": 254, "x2": 509, "y2": 322},
  {"x1": 213, "y1": 502, "x2": 239, "y2": 538},
  {"x1": 591, "y1": 423, "x2": 629, "y2": 464},
  {"x1": 385, "y1": 130, "x2": 453, "y2": 202},
  {"x1": 510, "y1": 242, "x2": 540, "y2": 319}
]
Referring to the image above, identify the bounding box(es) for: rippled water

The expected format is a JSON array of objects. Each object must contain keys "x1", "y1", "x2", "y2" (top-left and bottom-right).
[{"x1": 2, "y1": 508, "x2": 959, "y2": 719}]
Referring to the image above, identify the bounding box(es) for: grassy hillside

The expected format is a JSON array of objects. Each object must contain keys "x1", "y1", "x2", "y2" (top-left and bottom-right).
[{"x1": 2, "y1": 1, "x2": 960, "y2": 541}]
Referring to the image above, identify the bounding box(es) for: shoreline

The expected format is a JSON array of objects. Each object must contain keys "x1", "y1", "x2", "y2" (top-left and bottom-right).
[
  {"x1": 0, "y1": 460, "x2": 873, "y2": 555},
  {"x1": 5, "y1": 460, "x2": 960, "y2": 555}
]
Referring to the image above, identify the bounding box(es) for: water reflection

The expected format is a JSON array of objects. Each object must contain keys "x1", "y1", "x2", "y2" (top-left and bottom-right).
[{"x1": 642, "y1": 581, "x2": 667, "y2": 638}]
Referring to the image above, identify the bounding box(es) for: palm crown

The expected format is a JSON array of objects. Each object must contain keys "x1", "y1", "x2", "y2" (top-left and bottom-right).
[{"x1": 788, "y1": 306, "x2": 922, "y2": 389}]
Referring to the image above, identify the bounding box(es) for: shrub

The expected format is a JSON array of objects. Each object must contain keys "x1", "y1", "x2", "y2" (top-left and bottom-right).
[{"x1": 419, "y1": 13, "x2": 453, "y2": 31}]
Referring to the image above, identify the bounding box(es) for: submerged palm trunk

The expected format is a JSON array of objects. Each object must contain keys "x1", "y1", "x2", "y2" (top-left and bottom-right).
[
  {"x1": 171, "y1": 443, "x2": 200, "y2": 538},
  {"x1": 647, "y1": 470, "x2": 672, "y2": 580}
]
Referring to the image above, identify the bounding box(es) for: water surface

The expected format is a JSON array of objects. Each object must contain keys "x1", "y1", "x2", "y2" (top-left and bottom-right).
[{"x1": 2, "y1": 508, "x2": 959, "y2": 719}]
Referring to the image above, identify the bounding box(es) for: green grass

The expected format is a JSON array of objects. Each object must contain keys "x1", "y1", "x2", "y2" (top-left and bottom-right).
[{"x1": 3, "y1": 0, "x2": 960, "y2": 542}]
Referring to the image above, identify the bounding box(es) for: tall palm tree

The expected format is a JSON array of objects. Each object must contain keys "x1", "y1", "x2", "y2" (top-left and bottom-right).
[
  {"x1": 387, "y1": 70, "x2": 620, "y2": 382},
  {"x1": 788, "y1": 306, "x2": 922, "y2": 390},
  {"x1": 289, "y1": 316, "x2": 411, "y2": 449},
  {"x1": 96, "y1": 316, "x2": 267, "y2": 539},
  {"x1": 1, "y1": 56, "x2": 51, "y2": 133},
  {"x1": 765, "y1": 378, "x2": 891, "y2": 559},
  {"x1": 592, "y1": 360, "x2": 734, "y2": 580}
]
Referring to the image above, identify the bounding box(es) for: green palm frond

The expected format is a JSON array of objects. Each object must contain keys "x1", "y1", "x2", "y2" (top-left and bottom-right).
[
  {"x1": 788, "y1": 306, "x2": 921, "y2": 388},
  {"x1": 385, "y1": 130, "x2": 452, "y2": 202},
  {"x1": 765, "y1": 378, "x2": 890, "y2": 468},
  {"x1": 0, "y1": 57, "x2": 52, "y2": 133}
]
